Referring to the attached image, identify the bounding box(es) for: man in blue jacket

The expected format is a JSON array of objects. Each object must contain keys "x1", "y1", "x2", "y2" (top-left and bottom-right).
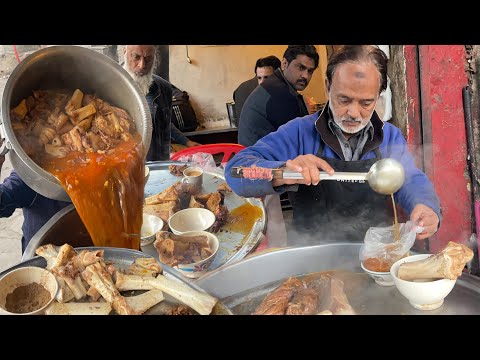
[{"x1": 226, "y1": 45, "x2": 440, "y2": 244}]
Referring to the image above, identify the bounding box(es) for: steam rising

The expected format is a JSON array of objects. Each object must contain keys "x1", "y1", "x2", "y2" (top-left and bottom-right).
[{"x1": 284, "y1": 205, "x2": 380, "y2": 247}]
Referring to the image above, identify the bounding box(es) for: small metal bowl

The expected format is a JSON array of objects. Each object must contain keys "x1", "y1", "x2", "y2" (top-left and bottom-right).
[
  {"x1": 0, "y1": 266, "x2": 58, "y2": 315},
  {"x1": 141, "y1": 213, "x2": 164, "y2": 246}
]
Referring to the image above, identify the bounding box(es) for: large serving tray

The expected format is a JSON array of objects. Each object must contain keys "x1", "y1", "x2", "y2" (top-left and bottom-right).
[
  {"x1": 2, "y1": 246, "x2": 231, "y2": 315},
  {"x1": 140, "y1": 167, "x2": 267, "y2": 271},
  {"x1": 195, "y1": 243, "x2": 480, "y2": 315},
  {"x1": 22, "y1": 166, "x2": 267, "y2": 281}
]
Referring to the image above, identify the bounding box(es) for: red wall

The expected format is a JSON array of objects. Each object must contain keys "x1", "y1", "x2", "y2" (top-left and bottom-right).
[{"x1": 415, "y1": 46, "x2": 472, "y2": 252}]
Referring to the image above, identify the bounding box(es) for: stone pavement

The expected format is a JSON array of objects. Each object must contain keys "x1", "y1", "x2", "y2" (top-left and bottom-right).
[{"x1": 0, "y1": 76, "x2": 23, "y2": 272}]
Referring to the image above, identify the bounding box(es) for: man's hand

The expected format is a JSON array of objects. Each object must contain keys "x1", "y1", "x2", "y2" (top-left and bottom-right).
[
  {"x1": 410, "y1": 204, "x2": 440, "y2": 240},
  {"x1": 186, "y1": 140, "x2": 201, "y2": 147},
  {"x1": 272, "y1": 154, "x2": 334, "y2": 187}
]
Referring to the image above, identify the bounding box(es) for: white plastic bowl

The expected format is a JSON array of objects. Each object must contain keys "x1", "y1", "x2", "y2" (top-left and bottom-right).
[
  {"x1": 141, "y1": 213, "x2": 164, "y2": 246},
  {"x1": 0, "y1": 266, "x2": 58, "y2": 315},
  {"x1": 390, "y1": 254, "x2": 456, "y2": 310},
  {"x1": 168, "y1": 208, "x2": 216, "y2": 235},
  {"x1": 174, "y1": 231, "x2": 219, "y2": 279},
  {"x1": 361, "y1": 261, "x2": 394, "y2": 286}
]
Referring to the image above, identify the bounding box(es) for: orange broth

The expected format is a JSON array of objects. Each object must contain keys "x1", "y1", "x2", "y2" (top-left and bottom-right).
[{"x1": 42, "y1": 134, "x2": 145, "y2": 250}]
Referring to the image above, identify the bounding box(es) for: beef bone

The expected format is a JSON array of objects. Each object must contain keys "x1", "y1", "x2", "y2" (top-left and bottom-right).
[
  {"x1": 114, "y1": 272, "x2": 217, "y2": 315},
  {"x1": 398, "y1": 241, "x2": 474, "y2": 281}
]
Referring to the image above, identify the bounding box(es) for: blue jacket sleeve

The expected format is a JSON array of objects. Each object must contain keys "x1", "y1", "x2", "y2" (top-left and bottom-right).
[
  {"x1": 0, "y1": 170, "x2": 37, "y2": 217},
  {"x1": 386, "y1": 126, "x2": 441, "y2": 221},
  {"x1": 170, "y1": 123, "x2": 189, "y2": 145},
  {"x1": 226, "y1": 120, "x2": 306, "y2": 198}
]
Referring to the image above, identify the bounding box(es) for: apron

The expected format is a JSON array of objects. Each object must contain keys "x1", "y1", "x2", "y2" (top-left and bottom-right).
[{"x1": 292, "y1": 142, "x2": 392, "y2": 245}]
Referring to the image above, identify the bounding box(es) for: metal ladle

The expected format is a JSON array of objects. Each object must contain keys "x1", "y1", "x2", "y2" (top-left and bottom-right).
[{"x1": 282, "y1": 158, "x2": 406, "y2": 195}]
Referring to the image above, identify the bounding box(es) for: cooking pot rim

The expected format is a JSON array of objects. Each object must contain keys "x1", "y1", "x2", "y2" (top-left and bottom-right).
[{"x1": 1, "y1": 45, "x2": 152, "y2": 200}]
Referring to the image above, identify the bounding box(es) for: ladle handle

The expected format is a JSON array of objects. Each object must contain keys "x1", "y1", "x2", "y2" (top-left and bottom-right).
[
  {"x1": 230, "y1": 167, "x2": 367, "y2": 181},
  {"x1": 283, "y1": 170, "x2": 367, "y2": 181}
]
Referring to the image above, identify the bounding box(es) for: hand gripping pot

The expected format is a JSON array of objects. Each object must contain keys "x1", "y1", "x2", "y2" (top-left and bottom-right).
[{"x1": 0, "y1": 45, "x2": 152, "y2": 201}]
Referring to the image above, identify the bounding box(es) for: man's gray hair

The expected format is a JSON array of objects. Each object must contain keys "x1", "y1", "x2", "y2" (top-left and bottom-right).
[{"x1": 326, "y1": 45, "x2": 388, "y2": 94}]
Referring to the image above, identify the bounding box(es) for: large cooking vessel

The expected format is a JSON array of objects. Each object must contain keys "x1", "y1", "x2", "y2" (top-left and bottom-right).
[
  {"x1": 0, "y1": 45, "x2": 152, "y2": 201},
  {"x1": 195, "y1": 243, "x2": 480, "y2": 314},
  {"x1": 22, "y1": 204, "x2": 93, "y2": 260}
]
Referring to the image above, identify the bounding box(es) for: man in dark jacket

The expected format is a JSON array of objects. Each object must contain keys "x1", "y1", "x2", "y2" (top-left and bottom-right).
[
  {"x1": 0, "y1": 144, "x2": 70, "y2": 252},
  {"x1": 123, "y1": 45, "x2": 199, "y2": 161},
  {"x1": 238, "y1": 45, "x2": 319, "y2": 146},
  {"x1": 233, "y1": 55, "x2": 281, "y2": 122}
]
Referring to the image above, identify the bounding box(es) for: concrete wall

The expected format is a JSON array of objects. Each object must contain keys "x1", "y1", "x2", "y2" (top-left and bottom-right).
[
  {"x1": 169, "y1": 45, "x2": 328, "y2": 127},
  {"x1": 389, "y1": 45, "x2": 408, "y2": 135}
]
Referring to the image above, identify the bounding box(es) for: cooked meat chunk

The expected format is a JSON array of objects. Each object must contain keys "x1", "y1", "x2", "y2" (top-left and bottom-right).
[
  {"x1": 143, "y1": 201, "x2": 177, "y2": 224},
  {"x1": 321, "y1": 277, "x2": 356, "y2": 315},
  {"x1": 169, "y1": 164, "x2": 188, "y2": 176},
  {"x1": 11, "y1": 88, "x2": 136, "y2": 161},
  {"x1": 285, "y1": 288, "x2": 319, "y2": 315},
  {"x1": 166, "y1": 304, "x2": 195, "y2": 315},
  {"x1": 217, "y1": 182, "x2": 232, "y2": 193},
  {"x1": 253, "y1": 277, "x2": 305, "y2": 315}
]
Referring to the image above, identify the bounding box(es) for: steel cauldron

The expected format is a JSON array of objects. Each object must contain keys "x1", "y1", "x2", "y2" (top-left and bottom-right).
[
  {"x1": 0, "y1": 45, "x2": 152, "y2": 201},
  {"x1": 22, "y1": 205, "x2": 93, "y2": 260}
]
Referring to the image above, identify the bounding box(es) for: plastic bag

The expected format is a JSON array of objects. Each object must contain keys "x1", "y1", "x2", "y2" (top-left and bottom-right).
[
  {"x1": 176, "y1": 152, "x2": 224, "y2": 177},
  {"x1": 359, "y1": 221, "x2": 424, "y2": 272}
]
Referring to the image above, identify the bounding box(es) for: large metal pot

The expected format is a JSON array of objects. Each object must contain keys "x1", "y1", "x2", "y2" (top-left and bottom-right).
[
  {"x1": 0, "y1": 45, "x2": 152, "y2": 201},
  {"x1": 22, "y1": 204, "x2": 93, "y2": 260},
  {"x1": 194, "y1": 244, "x2": 480, "y2": 315}
]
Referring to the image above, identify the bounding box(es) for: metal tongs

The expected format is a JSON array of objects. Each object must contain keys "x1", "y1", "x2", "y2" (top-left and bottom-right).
[
  {"x1": 231, "y1": 167, "x2": 367, "y2": 181},
  {"x1": 230, "y1": 158, "x2": 406, "y2": 195},
  {"x1": 145, "y1": 160, "x2": 193, "y2": 171}
]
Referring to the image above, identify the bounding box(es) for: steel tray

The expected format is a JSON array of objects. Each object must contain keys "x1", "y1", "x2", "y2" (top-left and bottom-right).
[
  {"x1": 2, "y1": 246, "x2": 231, "y2": 315},
  {"x1": 140, "y1": 167, "x2": 267, "y2": 272},
  {"x1": 195, "y1": 243, "x2": 480, "y2": 315}
]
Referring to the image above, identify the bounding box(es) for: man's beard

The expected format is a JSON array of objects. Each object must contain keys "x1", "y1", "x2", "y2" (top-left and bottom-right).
[
  {"x1": 123, "y1": 60, "x2": 154, "y2": 96},
  {"x1": 329, "y1": 100, "x2": 375, "y2": 134}
]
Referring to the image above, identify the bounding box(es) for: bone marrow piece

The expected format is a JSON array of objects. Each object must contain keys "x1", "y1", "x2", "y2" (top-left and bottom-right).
[
  {"x1": 398, "y1": 241, "x2": 474, "y2": 281},
  {"x1": 34, "y1": 245, "x2": 218, "y2": 315}
]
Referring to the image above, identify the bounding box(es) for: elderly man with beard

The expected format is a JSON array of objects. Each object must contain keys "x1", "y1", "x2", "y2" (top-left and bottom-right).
[
  {"x1": 225, "y1": 45, "x2": 441, "y2": 245},
  {"x1": 123, "y1": 45, "x2": 200, "y2": 161}
]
